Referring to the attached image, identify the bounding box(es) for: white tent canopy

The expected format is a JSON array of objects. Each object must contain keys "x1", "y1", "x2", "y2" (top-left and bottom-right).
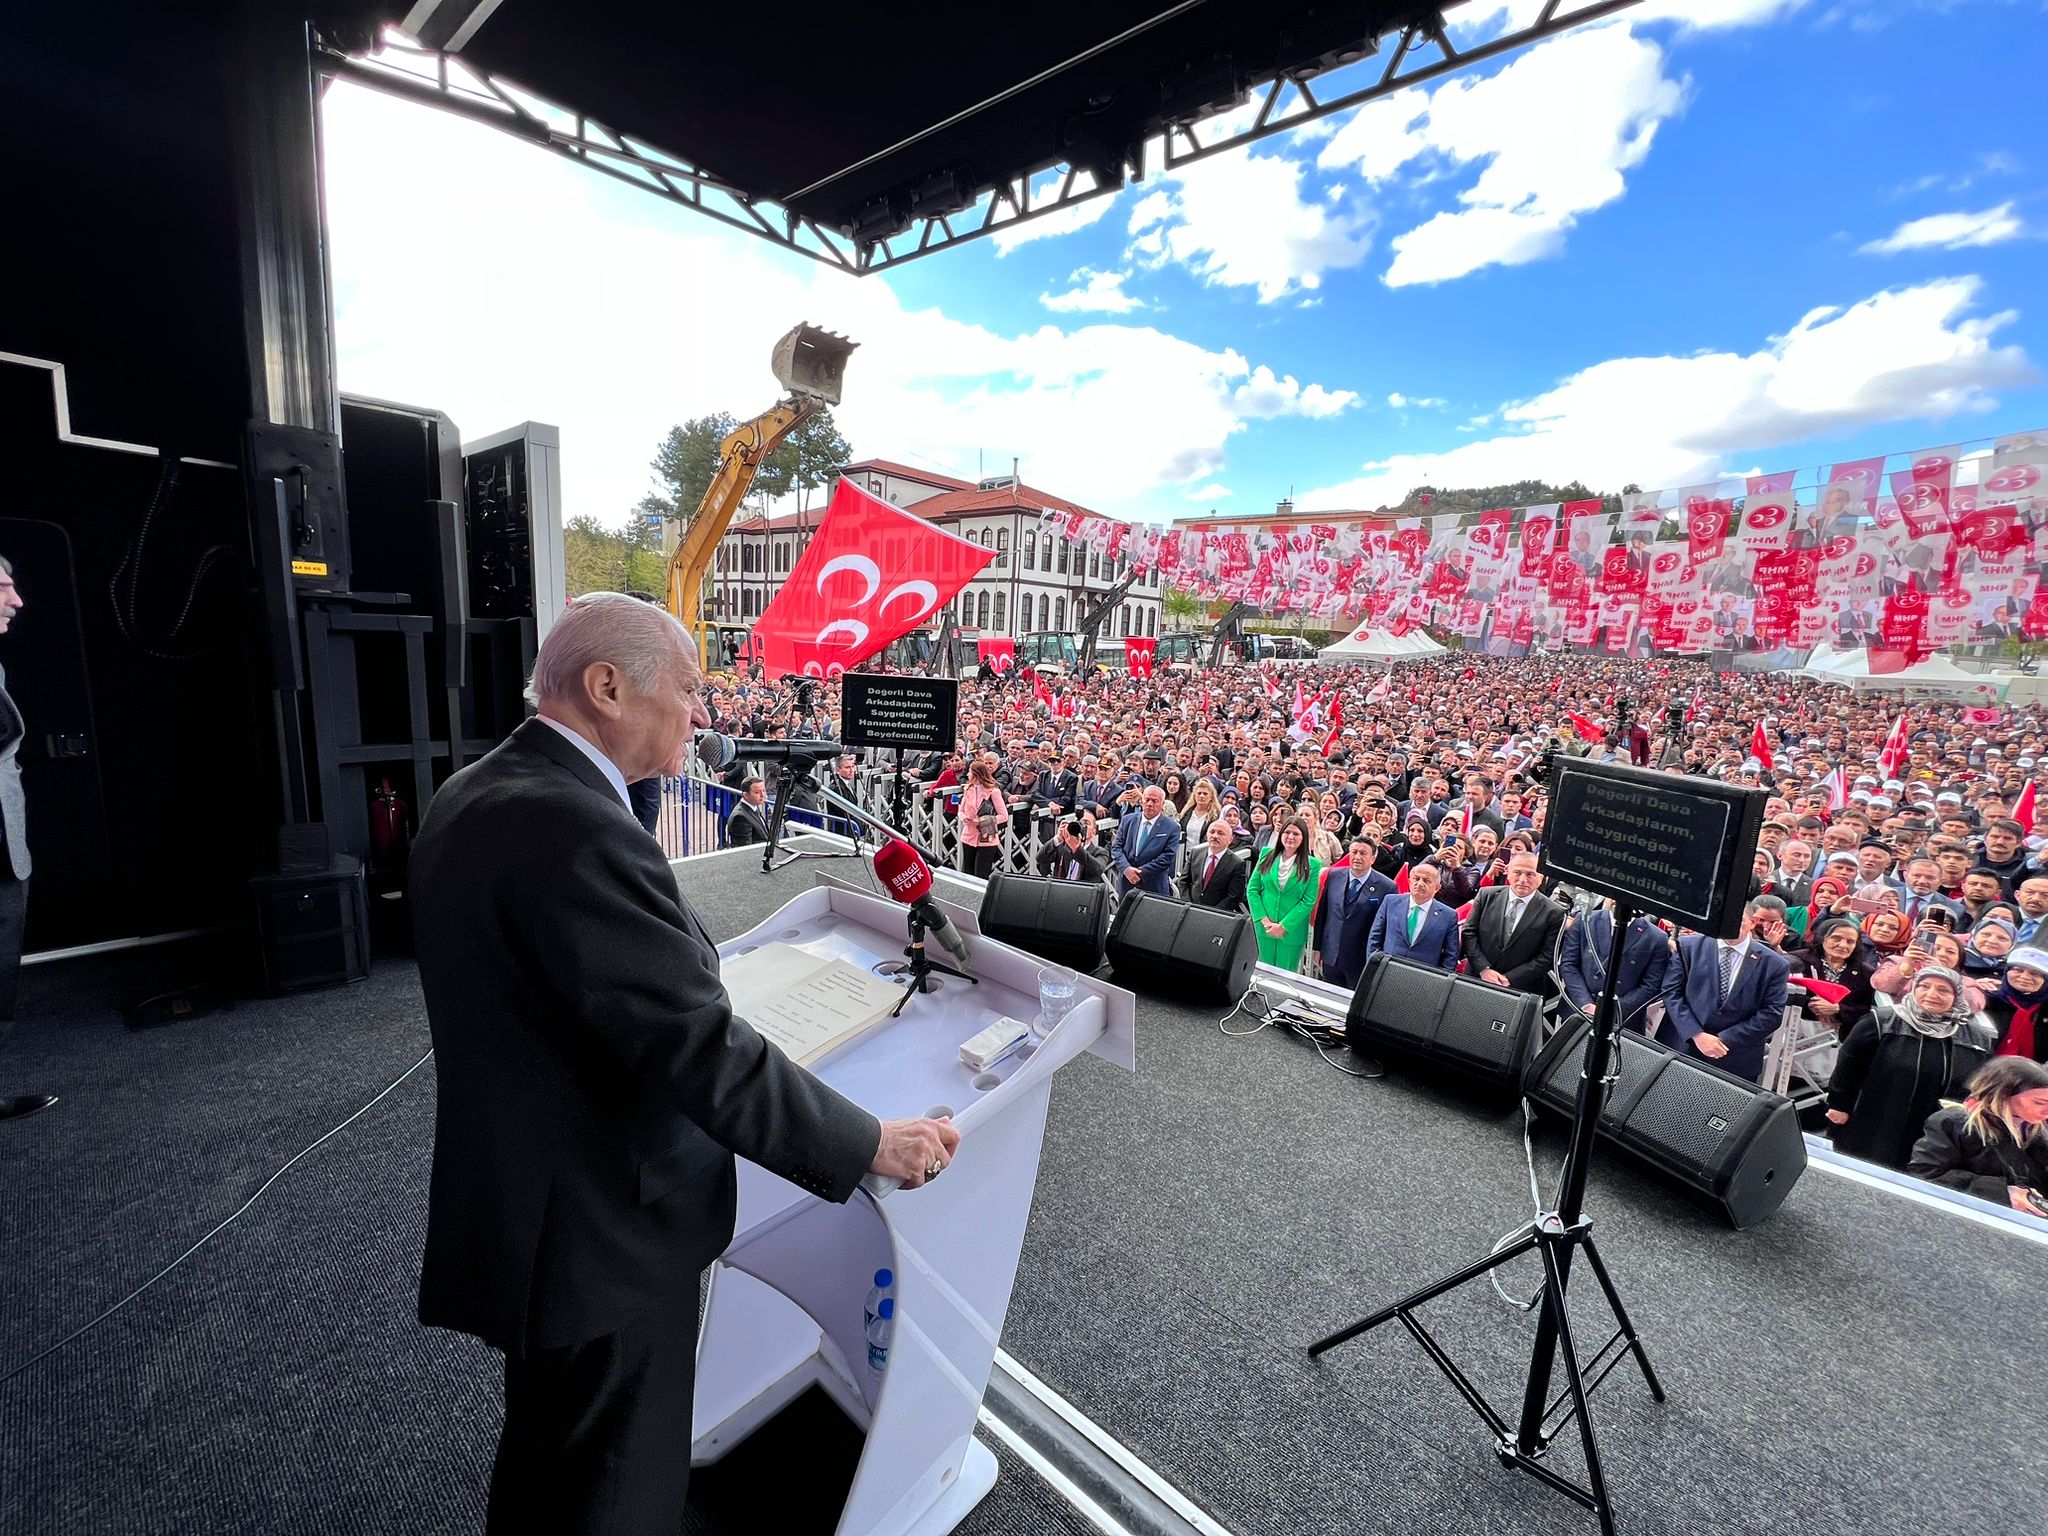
[
  {"x1": 1318, "y1": 624, "x2": 1447, "y2": 662},
  {"x1": 1801, "y1": 648, "x2": 2003, "y2": 699}
]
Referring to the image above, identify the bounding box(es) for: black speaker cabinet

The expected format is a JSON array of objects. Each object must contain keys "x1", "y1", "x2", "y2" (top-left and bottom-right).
[
  {"x1": 978, "y1": 872, "x2": 1112, "y2": 972},
  {"x1": 1346, "y1": 954, "x2": 1546, "y2": 1095},
  {"x1": 1525, "y1": 1017, "x2": 1808, "y2": 1228},
  {"x1": 250, "y1": 855, "x2": 371, "y2": 995},
  {"x1": 1104, "y1": 891, "x2": 1257, "y2": 1003}
]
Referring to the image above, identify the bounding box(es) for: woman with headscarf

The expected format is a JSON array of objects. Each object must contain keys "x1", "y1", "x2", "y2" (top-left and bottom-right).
[
  {"x1": 1825, "y1": 966, "x2": 1998, "y2": 1171},
  {"x1": 1907, "y1": 1056, "x2": 2048, "y2": 1211},
  {"x1": 1858, "y1": 902, "x2": 1909, "y2": 958},
  {"x1": 1872, "y1": 926, "x2": 1987, "y2": 1012},
  {"x1": 1960, "y1": 913, "x2": 2017, "y2": 984},
  {"x1": 1985, "y1": 946, "x2": 2048, "y2": 1064},
  {"x1": 1397, "y1": 813, "x2": 1435, "y2": 868},
  {"x1": 1787, "y1": 871, "x2": 1849, "y2": 943},
  {"x1": 1789, "y1": 916, "x2": 1876, "y2": 1036}
]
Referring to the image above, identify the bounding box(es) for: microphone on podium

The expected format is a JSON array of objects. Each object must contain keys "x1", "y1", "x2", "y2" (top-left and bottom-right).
[
  {"x1": 873, "y1": 839, "x2": 972, "y2": 969},
  {"x1": 694, "y1": 730, "x2": 844, "y2": 771}
]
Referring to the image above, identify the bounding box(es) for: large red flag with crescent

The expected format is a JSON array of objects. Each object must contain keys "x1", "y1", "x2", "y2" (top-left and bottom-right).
[{"x1": 752, "y1": 480, "x2": 994, "y2": 678}]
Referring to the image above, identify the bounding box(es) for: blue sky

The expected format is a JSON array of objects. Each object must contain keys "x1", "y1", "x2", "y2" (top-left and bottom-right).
[{"x1": 325, "y1": 0, "x2": 2048, "y2": 527}]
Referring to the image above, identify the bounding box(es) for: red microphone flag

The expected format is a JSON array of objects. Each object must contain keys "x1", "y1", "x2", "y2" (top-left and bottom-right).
[{"x1": 752, "y1": 480, "x2": 994, "y2": 679}]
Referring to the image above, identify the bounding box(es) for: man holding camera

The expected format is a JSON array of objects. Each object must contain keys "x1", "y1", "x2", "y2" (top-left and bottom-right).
[{"x1": 1037, "y1": 816, "x2": 1111, "y2": 885}]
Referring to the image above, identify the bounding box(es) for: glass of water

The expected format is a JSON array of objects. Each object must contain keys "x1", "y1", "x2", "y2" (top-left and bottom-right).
[{"x1": 1035, "y1": 965, "x2": 1080, "y2": 1039}]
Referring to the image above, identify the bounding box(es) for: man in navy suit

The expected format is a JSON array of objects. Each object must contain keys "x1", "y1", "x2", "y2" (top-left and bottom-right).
[
  {"x1": 1112, "y1": 784, "x2": 1183, "y2": 897},
  {"x1": 1366, "y1": 860, "x2": 1461, "y2": 973},
  {"x1": 1657, "y1": 899, "x2": 1791, "y2": 1083},
  {"x1": 1312, "y1": 836, "x2": 1396, "y2": 989},
  {"x1": 1560, "y1": 899, "x2": 1670, "y2": 1032}
]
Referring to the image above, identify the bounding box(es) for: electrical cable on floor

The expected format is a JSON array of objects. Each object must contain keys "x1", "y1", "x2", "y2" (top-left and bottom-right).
[
  {"x1": 1486, "y1": 1097, "x2": 1549, "y2": 1314},
  {"x1": 1220, "y1": 988, "x2": 1379, "y2": 1078},
  {"x1": 0, "y1": 1049, "x2": 436, "y2": 1386}
]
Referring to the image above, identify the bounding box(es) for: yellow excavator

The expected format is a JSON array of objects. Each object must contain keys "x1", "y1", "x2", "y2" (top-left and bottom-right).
[{"x1": 665, "y1": 323, "x2": 858, "y2": 661}]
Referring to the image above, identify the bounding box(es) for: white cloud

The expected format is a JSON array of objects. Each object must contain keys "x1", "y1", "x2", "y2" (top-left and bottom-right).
[
  {"x1": 1387, "y1": 392, "x2": 1446, "y2": 409},
  {"x1": 1040, "y1": 268, "x2": 1145, "y2": 314},
  {"x1": 321, "y1": 84, "x2": 1353, "y2": 525},
  {"x1": 1861, "y1": 202, "x2": 2025, "y2": 254},
  {"x1": 1319, "y1": 23, "x2": 1687, "y2": 287},
  {"x1": 1299, "y1": 277, "x2": 2034, "y2": 510},
  {"x1": 1457, "y1": 0, "x2": 1804, "y2": 41},
  {"x1": 1125, "y1": 149, "x2": 1372, "y2": 303},
  {"x1": 1232, "y1": 366, "x2": 1358, "y2": 420},
  {"x1": 990, "y1": 192, "x2": 1119, "y2": 254}
]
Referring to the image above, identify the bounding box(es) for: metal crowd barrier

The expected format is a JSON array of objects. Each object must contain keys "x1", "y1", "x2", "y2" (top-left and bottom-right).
[{"x1": 660, "y1": 760, "x2": 1075, "y2": 877}]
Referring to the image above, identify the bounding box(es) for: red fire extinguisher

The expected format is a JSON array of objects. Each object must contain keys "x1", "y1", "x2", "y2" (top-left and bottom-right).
[{"x1": 370, "y1": 778, "x2": 410, "y2": 870}]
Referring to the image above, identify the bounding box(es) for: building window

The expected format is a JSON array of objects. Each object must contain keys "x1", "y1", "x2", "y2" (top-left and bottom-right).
[
  {"x1": 1054, "y1": 596, "x2": 1066, "y2": 631},
  {"x1": 993, "y1": 591, "x2": 1006, "y2": 631},
  {"x1": 977, "y1": 590, "x2": 991, "y2": 628},
  {"x1": 1057, "y1": 541, "x2": 1069, "y2": 574},
  {"x1": 1120, "y1": 607, "x2": 1130, "y2": 637},
  {"x1": 1024, "y1": 529, "x2": 1036, "y2": 566},
  {"x1": 1038, "y1": 593, "x2": 1050, "y2": 630},
  {"x1": 996, "y1": 528, "x2": 1009, "y2": 569},
  {"x1": 1089, "y1": 551, "x2": 1100, "y2": 579},
  {"x1": 1042, "y1": 536, "x2": 1053, "y2": 571},
  {"x1": 1147, "y1": 608, "x2": 1156, "y2": 637}
]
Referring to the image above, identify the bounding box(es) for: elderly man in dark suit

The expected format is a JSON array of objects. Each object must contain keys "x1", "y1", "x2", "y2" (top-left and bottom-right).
[
  {"x1": 1112, "y1": 783, "x2": 1182, "y2": 897},
  {"x1": 1311, "y1": 836, "x2": 1396, "y2": 989},
  {"x1": 1658, "y1": 898, "x2": 1792, "y2": 1083},
  {"x1": 1187, "y1": 818, "x2": 1250, "y2": 913},
  {"x1": 1559, "y1": 900, "x2": 1670, "y2": 1031},
  {"x1": 410, "y1": 592, "x2": 958, "y2": 1535},
  {"x1": 1460, "y1": 852, "x2": 1565, "y2": 999},
  {"x1": 0, "y1": 555, "x2": 52, "y2": 1124},
  {"x1": 1366, "y1": 859, "x2": 1461, "y2": 973}
]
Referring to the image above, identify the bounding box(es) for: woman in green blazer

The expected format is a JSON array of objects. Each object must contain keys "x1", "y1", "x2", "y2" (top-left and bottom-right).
[{"x1": 1248, "y1": 815, "x2": 1322, "y2": 972}]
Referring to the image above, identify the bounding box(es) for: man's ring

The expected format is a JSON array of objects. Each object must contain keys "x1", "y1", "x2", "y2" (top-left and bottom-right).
[{"x1": 926, "y1": 1159, "x2": 944, "y2": 1179}]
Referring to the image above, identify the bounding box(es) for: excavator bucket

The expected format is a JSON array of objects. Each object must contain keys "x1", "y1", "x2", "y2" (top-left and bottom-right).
[{"x1": 770, "y1": 323, "x2": 857, "y2": 406}]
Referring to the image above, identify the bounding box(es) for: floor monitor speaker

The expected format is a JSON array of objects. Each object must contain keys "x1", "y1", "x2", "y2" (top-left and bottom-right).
[
  {"x1": 1104, "y1": 891, "x2": 1257, "y2": 1003},
  {"x1": 977, "y1": 872, "x2": 1112, "y2": 973},
  {"x1": 1345, "y1": 954, "x2": 1545, "y2": 1096},
  {"x1": 1525, "y1": 1017, "x2": 1807, "y2": 1228}
]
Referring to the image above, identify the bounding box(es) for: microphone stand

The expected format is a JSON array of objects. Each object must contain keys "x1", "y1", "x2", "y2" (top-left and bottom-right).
[
  {"x1": 789, "y1": 779, "x2": 977, "y2": 1011},
  {"x1": 762, "y1": 756, "x2": 872, "y2": 873},
  {"x1": 1307, "y1": 896, "x2": 1665, "y2": 1536}
]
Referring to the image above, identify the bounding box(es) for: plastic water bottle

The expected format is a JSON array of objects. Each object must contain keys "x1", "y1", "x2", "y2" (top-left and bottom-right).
[
  {"x1": 863, "y1": 1267, "x2": 894, "y2": 1332},
  {"x1": 866, "y1": 1297, "x2": 895, "y2": 1376}
]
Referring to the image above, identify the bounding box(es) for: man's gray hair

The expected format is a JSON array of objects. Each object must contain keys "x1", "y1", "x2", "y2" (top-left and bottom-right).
[{"x1": 524, "y1": 592, "x2": 693, "y2": 707}]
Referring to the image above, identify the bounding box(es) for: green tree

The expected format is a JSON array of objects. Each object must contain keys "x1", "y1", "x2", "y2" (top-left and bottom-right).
[
  {"x1": 1161, "y1": 586, "x2": 1206, "y2": 631},
  {"x1": 762, "y1": 405, "x2": 854, "y2": 519},
  {"x1": 564, "y1": 514, "x2": 629, "y2": 597},
  {"x1": 648, "y1": 413, "x2": 738, "y2": 526}
]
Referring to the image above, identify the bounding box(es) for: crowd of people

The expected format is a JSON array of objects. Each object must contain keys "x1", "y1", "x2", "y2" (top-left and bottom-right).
[{"x1": 695, "y1": 648, "x2": 2048, "y2": 1215}]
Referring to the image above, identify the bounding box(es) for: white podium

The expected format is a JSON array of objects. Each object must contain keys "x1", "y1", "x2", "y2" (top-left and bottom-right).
[{"x1": 690, "y1": 879, "x2": 1136, "y2": 1536}]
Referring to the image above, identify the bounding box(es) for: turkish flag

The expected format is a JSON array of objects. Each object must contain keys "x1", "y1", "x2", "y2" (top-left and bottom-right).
[
  {"x1": 754, "y1": 480, "x2": 993, "y2": 679},
  {"x1": 2016, "y1": 781, "x2": 2037, "y2": 834},
  {"x1": 1565, "y1": 711, "x2": 1606, "y2": 743},
  {"x1": 1749, "y1": 721, "x2": 1774, "y2": 771}
]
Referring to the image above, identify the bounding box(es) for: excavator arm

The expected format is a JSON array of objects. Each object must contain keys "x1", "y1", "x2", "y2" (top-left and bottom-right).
[
  {"x1": 1076, "y1": 572, "x2": 1141, "y2": 671},
  {"x1": 663, "y1": 324, "x2": 856, "y2": 658}
]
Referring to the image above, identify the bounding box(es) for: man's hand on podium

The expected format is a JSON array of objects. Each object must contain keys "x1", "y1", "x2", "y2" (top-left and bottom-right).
[{"x1": 872, "y1": 1116, "x2": 962, "y2": 1188}]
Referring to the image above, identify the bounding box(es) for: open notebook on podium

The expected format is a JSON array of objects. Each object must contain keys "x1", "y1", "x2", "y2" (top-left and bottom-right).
[{"x1": 721, "y1": 941, "x2": 907, "y2": 1068}]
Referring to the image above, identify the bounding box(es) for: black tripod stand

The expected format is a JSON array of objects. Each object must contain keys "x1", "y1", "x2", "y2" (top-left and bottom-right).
[
  {"x1": 1309, "y1": 898, "x2": 1666, "y2": 1536},
  {"x1": 881, "y1": 905, "x2": 976, "y2": 1017}
]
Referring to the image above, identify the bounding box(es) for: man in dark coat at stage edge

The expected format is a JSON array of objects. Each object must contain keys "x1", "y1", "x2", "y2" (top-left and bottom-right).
[{"x1": 409, "y1": 593, "x2": 958, "y2": 1536}]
